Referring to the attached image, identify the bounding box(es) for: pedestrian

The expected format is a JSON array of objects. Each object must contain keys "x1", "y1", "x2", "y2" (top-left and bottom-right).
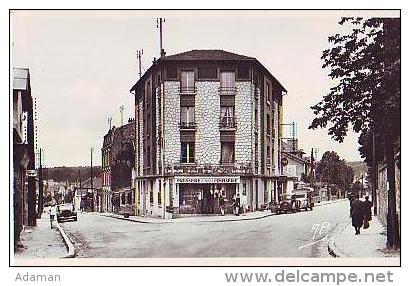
[
  {"x1": 350, "y1": 194, "x2": 364, "y2": 235},
  {"x1": 241, "y1": 192, "x2": 248, "y2": 215},
  {"x1": 362, "y1": 195, "x2": 372, "y2": 229},
  {"x1": 219, "y1": 194, "x2": 225, "y2": 215},
  {"x1": 48, "y1": 203, "x2": 57, "y2": 229},
  {"x1": 234, "y1": 192, "x2": 241, "y2": 216}
]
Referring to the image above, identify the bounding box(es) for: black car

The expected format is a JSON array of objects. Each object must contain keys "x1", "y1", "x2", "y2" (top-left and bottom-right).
[{"x1": 56, "y1": 203, "x2": 77, "y2": 222}]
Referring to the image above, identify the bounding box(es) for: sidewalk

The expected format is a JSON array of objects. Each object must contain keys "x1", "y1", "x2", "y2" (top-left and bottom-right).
[
  {"x1": 94, "y1": 199, "x2": 344, "y2": 224},
  {"x1": 328, "y1": 215, "x2": 400, "y2": 258},
  {"x1": 14, "y1": 213, "x2": 68, "y2": 259}
]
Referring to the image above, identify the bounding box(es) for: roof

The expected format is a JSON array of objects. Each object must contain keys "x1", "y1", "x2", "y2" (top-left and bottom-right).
[
  {"x1": 130, "y1": 49, "x2": 287, "y2": 93},
  {"x1": 161, "y1": 49, "x2": 255, "y2": 61},
  {"x1": 13, "y1": 68, "x2": 30, "y2": 91}
]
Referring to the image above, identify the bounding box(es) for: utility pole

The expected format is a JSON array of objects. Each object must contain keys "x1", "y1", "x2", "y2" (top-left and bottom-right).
[
  {"x1": 107, "y1": 117, "x2": 112, "y2": 130},
  {"x1": 137, "y1": 49, "x2": 143, "y2": 79},
  {"x1": 90, "y1": 148, "x2": 94, "y2": 212},
  {"x1": 37, "y1": 148, "x2": 44, "y2": 218},
  {"x1": 120, "y1": 105, "x2": 124, "y2": 127},
  {"x1": 157, "y1": 18, "x2": 166, "y2": 57}
]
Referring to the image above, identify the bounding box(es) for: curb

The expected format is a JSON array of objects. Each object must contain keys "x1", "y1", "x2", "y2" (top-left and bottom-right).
[
  {"x1": 97, "y1": 212, "x2": 275, "y2": 224},
  {"x1": 327, "y1": 221, "x2": 350, "y2": 258},
  {"x1": 55, "y1": 221, "x2": 76, "y2": 258}
]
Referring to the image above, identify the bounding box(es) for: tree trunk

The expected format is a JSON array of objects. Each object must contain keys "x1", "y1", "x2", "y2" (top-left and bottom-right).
[{"x1": 385, "y1": 134, "x2": 400, "y2": 249}]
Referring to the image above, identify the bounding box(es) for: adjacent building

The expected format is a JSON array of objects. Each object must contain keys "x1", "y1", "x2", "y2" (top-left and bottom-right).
[
  {"x1": 13, "y1": 68, "x2": 36, "y2": 246},
  {"x1": 101, "y1": 119, "x2": 135, "y2": 214},
  {"x1": 130, "y1": 50, "x2": 287, "y2": 218}
]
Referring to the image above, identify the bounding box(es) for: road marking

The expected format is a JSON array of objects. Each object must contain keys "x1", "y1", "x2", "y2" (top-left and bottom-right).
[{"x1": 298, "y1": 235, "x2": 329, "y2": 251}]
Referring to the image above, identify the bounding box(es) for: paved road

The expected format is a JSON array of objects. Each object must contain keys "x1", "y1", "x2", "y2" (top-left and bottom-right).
[{"x1": 60, "y1": 200, "x2": 351, "y2": 258}]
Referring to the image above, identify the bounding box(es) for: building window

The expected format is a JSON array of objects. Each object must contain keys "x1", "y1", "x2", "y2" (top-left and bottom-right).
[
  {"x1": 221, "y1": 142, "x2": 235, "y2": 164},
  {"x1": 180, "y1": 71, "x2": 195, "y2": 93},
  {"x1": 238, "y1": 65, "x2": 250, "y2": 80},
  {"x1": 198, "y1": 66, "x2": 217, "y2": 79},
  {"x1": 220, "y1": 106, "x2": 235, "y2": 128},
  {"x1": 181, "y1": 142, "x2": 195, "y2": 163},
  {"x1": 180, "y1": 106, "x2": 195, "y2": 128},
  {"x1": 158, "y1": 182, "x2": 162, "y2": 205},
  {"x1": 267, "y1": 145, "x2": 271, "y2": 165},
  {"x1": 220, "y1": 71, "x2": 236, "y2": 94},
  {"x1": 150, "y1": 180, "x2": 154, "y2": 204},
  {"x1": 267, "y1": 114, "x2": 271, "y2": 135},
  {"x1": 266, "y1": 82, "x2": 271, "y2": 105},
  {"x1": 147, "y1": 146, "x2": 151, "y2": 166},
  {"x1": 127, "y1": 192, "x2": 133, "y2": 205},
  {"x1": 121, "y1": 193, "x2": 126, "y2": 205}
]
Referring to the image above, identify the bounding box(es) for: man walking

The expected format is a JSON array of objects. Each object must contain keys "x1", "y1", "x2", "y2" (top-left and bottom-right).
[{"x1": 350, "y1": 194, "x2": 364, "y2": 235}]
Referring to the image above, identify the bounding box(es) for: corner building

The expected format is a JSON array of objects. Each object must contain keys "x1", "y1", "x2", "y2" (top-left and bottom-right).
[{"x1": 130, "y1": 50, "x2": 287, "y2": 218}]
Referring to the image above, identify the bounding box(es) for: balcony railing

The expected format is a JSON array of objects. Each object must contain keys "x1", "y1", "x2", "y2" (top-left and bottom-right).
[
  {"x1": 179, "y1": 86, "x2": 197, "y2": 94},
  {"x1": 219, "y1": 116, "x2": 237, "y2": 130},
  {"x1": 218, "y1": 86, "x2": 237, "y2": 95},
  {"x1": 179, "y1": 121, "x2": 197, "y2": 130},
  {"x1": 165, "y1": 162, "x2": 253, "y2": 176}
]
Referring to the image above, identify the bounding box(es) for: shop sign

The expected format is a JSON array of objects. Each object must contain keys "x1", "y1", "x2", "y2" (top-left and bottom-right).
[{"x1": 175, "y1": 176, "x2": 240, "y2": 184}]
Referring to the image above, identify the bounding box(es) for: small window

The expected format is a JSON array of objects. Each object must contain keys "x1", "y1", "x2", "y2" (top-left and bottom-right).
[
  {"x1": 238, "y1": 65, "x2": 250, "y2": 80},
  {"x1": 166, "y1": 65, "x2": 177, "y2": 79},
  {"x1": 198, "y1": 67, "x2": 217, "y2": 79},
  {"x1": 265, "y1": 82, "x2": 271, "y2": 105},
  {"x1": 220, "y1": 106, "x2": 235, "y2": 128},
  {"x1": 181, "y1": 142, "x2": 195, "y2": 163}
]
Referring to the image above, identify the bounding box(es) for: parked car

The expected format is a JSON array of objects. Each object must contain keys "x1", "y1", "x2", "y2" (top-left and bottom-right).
[
  {"x1": 56, "y1": 203, "x2": 77, "y2": 222},
  {"x1": 291, "y1": 188, "x2": 314, "y2": 211},
  {"x1": 276, "y1": 194, "x2": 298, "y2": 214}
]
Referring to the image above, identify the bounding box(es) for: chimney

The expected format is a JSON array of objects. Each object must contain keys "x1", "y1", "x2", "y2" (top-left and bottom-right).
[{"x1": 161, "y1": 49, "x2": 166, "y2": 58}]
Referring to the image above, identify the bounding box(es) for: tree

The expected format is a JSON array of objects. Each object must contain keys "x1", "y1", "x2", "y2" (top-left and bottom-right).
[
  {"x1": 310, "y1": 17, "x2": 400, "y2": 249},
  {"x1": 315, "y1": 151, "x2": 354, "y2": 197}
]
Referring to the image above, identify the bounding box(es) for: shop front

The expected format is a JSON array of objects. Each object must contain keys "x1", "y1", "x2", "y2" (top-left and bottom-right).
[{"x1": 175, "y1": 176, "x2": 240, "y2": 215}]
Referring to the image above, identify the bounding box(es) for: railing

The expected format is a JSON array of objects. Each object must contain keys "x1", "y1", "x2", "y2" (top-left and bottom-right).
[
  {"x1": 218, "y1": 86, "x2": 237, "y2": 95},
  {"x1": 179, "y1": 86, "x2": 197, "y2": 94},
  {"x1": 219, "y1": 116, "x2": 237, "y2": 129},
  {"x1": 179, "y1": 121, "x2": 197, "y2": 130},
  {"x1": 165, "y1": 162, "x2": 253, "y2": 176}
]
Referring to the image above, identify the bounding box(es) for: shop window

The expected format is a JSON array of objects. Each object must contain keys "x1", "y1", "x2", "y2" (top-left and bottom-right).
[
  {"x1": 121, "y1": 193, "x2": 126, "y2": 205},
  {"x1": 158, "y1": 182, "x2": 162, "y2": 205},
  {"x1": 221, "y1": 142, "x2": 235, "y2": 164},
  {"x1": 150, "y1": 181, "x2": 154, "y2": 204},
  {"x1": 181, "y1": 142, "x2": 195, "y2": 163}
]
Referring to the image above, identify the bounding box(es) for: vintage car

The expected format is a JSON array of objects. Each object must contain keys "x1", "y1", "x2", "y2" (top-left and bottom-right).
[
  {"x1": 56, "y1": 203, "x2": 77, "y2": 222},
  {"x1": 276, "y1": 194, "x2": 298, "y2": 214},
  {"x1": 291, "y1": 188, "x2": 314, "y2": 211}
]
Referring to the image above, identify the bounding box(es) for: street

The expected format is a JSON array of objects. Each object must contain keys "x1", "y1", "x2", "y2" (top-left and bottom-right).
[{"x1": 60, "y1": 200, "x2": 350, "y2": 258}]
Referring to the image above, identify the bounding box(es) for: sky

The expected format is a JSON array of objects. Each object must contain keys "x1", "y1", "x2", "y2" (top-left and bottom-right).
[{"x1": 11, "y1": 10, "x2": 399, "y2": 167}]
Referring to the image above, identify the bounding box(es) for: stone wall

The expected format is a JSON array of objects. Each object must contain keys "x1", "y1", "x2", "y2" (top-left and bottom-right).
[
  {"x1": 195, "y1": 82, "x2": 221, "y2": 164},
  {"x1": 163, "y1": 81, "x2": 181, "y2": 165},
  {"x1": 235, "y1": 82, "x2": 253, "y2": 164}
]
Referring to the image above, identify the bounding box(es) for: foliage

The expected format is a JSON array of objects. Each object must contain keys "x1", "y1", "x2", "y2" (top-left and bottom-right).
[
  {"x1": 43, "y1": 166, "x2": 102, "y2": 183},
  {"x1": 315, "y1": 151, "x2": 354, "y2": 191},
  {"x1": 309, "y1": 17, "x2": 400, "y2": 162}
]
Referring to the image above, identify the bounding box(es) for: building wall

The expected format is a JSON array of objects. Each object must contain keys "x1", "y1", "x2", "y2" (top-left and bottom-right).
[
  {"x1": 163, "y1": 81, "x2": 181, "y2": 166},
  {"x1": 235, "y1": 82, "x2": 253, "y2": 164},
  {"x1": 273, "y1": 100, "x2": 280, "y2": 176},
  {"x1": 138, "y1": 99, "x2": 144, "y2": 175},
  {"x1": 195, "y1": 81, "x2": 220, "y2": 165}
]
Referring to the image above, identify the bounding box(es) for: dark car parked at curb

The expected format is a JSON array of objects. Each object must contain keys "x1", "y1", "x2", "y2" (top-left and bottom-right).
[
  {"x1": 56, "y1": 203, "x2": 77, "y2": 223},
  {"x1": 275, "y1": 194, "x2": 298, "y2": 214}
]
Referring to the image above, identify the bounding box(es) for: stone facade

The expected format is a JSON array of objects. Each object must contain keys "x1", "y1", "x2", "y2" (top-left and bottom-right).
[
  {"x1": 163, "y1": 81, "x2": 181, "y2": 166},
  {"x1": 195, "y1": 82, "x2": 221, "y2": 165},
  {"x1": 235, "y1": 82, "x2": 253, "y2": 164}
]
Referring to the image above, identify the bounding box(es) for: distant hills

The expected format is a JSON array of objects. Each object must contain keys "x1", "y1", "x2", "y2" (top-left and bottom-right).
[{"x1": 43, "y1": 166, "x2": 102, "y2": 183}]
